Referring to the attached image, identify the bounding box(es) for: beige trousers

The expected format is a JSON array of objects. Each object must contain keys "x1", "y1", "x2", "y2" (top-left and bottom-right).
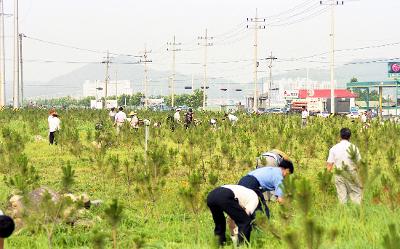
[{"x1": 335, "y1": 174, "x2": 362, "y2": 204}]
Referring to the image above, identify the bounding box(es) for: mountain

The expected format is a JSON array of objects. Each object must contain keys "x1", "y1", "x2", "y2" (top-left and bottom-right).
[{"x1": 23, "y1": 58, "x2": 393, "y2": 103}]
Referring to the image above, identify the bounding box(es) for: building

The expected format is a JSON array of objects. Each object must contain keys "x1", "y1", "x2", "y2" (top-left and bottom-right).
[
  {"x1": 290, "y1": 89, "x2": 357, "y2": 113},
  {"x1": 82, "y1": 80, "x2": 132, "y2": 98}
]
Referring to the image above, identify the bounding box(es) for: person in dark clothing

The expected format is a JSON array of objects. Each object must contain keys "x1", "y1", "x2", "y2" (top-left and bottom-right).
[
  {"x1": 184, "y1": 108, "x2": 194, "y2": 129},
  {"x1": 207, "y1": 185, "x2": 259, "y2": 246},
  {"x1": 238, "y1": 159, "x2": 294, "y2": 218},
  {"x1": 0, "y1": 214, "x2": 15, "y2": 249}
]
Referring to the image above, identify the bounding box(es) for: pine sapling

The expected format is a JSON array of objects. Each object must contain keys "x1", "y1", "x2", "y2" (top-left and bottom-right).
[{"x1": 104, "y1": 198, "x2": 124, "y2": 249}]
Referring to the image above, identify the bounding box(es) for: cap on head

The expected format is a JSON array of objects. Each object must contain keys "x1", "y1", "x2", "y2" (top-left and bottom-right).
[
  {"x1": 279, "y1": 159, "x2": 294, "y2": 174},
  {"x1": 340, "y1": 128, "x2": 351, "y2": 140},
  {"x1": 0, "y1": 215, "x2": 15, "y2": 238}
]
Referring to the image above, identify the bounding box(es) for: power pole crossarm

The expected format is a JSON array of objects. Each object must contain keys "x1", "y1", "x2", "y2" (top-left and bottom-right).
[{"x1": 246, "y1": 8, "x2": 266, "y2": 112}]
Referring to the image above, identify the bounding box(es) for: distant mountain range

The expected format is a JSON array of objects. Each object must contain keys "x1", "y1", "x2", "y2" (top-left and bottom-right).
[{"x1": 19, "y1": 58, "x2": 393, "y2": 103}]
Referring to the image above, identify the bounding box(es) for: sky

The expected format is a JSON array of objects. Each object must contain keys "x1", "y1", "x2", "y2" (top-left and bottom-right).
[{"x1": 2, "y1": 0, "x2": 400, "y2": 97}]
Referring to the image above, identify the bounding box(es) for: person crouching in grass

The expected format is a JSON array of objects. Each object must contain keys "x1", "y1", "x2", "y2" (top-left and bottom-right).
[
  {"x1": 207, "y1": 185, "x2": 259, "y2": 246},
  {"x1": 0, "y1": 214, "x2": 15, "y2": 249}
]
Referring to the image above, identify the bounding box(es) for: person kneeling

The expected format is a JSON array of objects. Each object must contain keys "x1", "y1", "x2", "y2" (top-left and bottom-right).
[{"x1": 207, "y1": 185, "x2": 258, "y2": 246}]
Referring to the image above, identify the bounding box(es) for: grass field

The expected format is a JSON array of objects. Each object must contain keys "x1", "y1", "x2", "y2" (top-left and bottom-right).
[{"x1": 0, "y1": 109, "x2": 399, "y2": 249}]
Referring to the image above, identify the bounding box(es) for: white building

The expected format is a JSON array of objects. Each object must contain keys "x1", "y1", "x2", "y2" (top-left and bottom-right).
[{"x1": 82, "y1": 80, "x2": 132, "y2": 98}]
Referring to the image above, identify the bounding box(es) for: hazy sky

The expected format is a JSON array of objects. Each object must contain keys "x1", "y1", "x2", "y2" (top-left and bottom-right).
[{"x1": 2, "y1": 0, "x2": 400, "y2": 94}]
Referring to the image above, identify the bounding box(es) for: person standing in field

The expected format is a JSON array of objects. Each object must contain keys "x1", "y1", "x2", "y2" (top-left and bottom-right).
[
  {"x1": 184, "y1": 108, "x2": 194, "y2": 129},
  {"x1": 0, "y1": 214, "x2": 15, "y2": 249},
  {"x1": 114, "y1": 107, "x2": 127, "y2": 133},
  {"x1": 173, "y1": 108, "x2": 181, "y2": 123},
  {"x1": 327, "y1": 128, "x2": 362, "y2": 204},
  {"x1": 301, "y1": 106, "x2": 309, "y2": 127},
  {"x1": 48, "y1": 112, "x2": 61, "y2": 145},
  {"x1": 207, "y1": 185, "x2": 259, "y2": 246},
  {"x1": 238, "y1": 160, "x2": 294, "y2": 218},
  {"x1": 109, "y1": 107, "x2": 116, "y2": 122}
]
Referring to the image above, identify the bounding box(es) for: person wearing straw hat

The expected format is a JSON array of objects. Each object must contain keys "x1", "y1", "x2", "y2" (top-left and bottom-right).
[
  {"x1": 129, "y1": 111, "x2": 139, "y2": 129},
  {"x1": 48, "y1": 111, "x2": 61, "y2": 145}
]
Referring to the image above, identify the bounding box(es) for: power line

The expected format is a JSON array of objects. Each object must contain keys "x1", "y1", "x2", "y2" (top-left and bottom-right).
[{"x1": 24, "y1": 35, "x2": 142, "y2": 58}]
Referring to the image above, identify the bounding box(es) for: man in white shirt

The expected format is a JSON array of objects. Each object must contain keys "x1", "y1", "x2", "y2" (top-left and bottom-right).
[
  {"x1": 327, "y1": 128, "x2": 362, "y2": 204},
  {"x1": 207, "y1": 185, "x2": 259, "y2": 245},
  {"x1": 173, "y1": 108, "x2": 181, "y2": 123},
  {"x1": 227, "y1": 113, "x2": 238, "y2": 125},
  {"x1": 301, "y1": 106, "x2": 309, "y2": 127},
  {"x1": 114, "y1": 107, "x2": 127, "y2": 131},
  {"x1": 48, "y1": 113, "x2": 61, "y2": 145}
]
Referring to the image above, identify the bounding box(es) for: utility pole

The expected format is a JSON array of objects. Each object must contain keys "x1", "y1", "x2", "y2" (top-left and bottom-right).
[
  {"x1": 0, "y1": 0, "x2": 6, "y2": 107},
  {"x1": 13, "y1": 0, "x2": 19, "y2": 108},
  {"x1": 167, "y1": 35, "x2": 181, "y2": 108},
  {"x1": 266, "y1": 52, "x2": 277, "y2": 108},
  {"x1": 19, "y1": 33, "x2": 24, "y2": 106},
  {"x1": 101, "y1": 50, "x2": 111, "y2": 108},
  {"x1": 198, "y1": 29, "x2": 213, "y2": 110},
  {"x1": 320, "y1": 0, "x2": 344, "y2": 114},
  {"x1": 140, "y1": 45, "x2": 152, "y2": 109},
  {"x1": 247, "y1": 9, "x2": 266, "y2": 112}
]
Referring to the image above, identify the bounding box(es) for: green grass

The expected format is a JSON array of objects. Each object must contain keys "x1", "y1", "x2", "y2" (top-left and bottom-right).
[{"x1": 0, "y1": 109, "x2": 399, "y2": 249}]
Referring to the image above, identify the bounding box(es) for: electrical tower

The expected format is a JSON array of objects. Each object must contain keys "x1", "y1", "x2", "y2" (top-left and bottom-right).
[
  {"x1": 167, "y1": 35, "x2": 181, "y2": 108},
  {"x1": 140, "y1": 45, "x2": 152, "y2": 109},
  {"x1": 247, "y1": 8, "x2": 266, "y2": 112},
  {"x1": 198, "y1": 29, "x2": 213, "y2": 110},
  {"x1": 320, "y1": 0, "x2": 345, "y2": 114},
  {"x1": 266, "y1": 52, "x2": 277, "y2": 108},
  {"x1": 101, "y1": 50, "x2": 111, "y2": 107}
]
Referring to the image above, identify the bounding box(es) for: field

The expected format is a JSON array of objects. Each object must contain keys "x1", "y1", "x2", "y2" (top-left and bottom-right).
[{"x1": 0, "y1": 109, "x2": 399, "y2": 249}]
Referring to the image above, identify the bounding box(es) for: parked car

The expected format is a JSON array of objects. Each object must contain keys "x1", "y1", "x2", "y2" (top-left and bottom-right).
[
  {"x1": 317, "y1": 111, "x2": 330, "y2": 118},
  {"x1": 346, "y1": 111, "x2": 360, "y2": 119}
]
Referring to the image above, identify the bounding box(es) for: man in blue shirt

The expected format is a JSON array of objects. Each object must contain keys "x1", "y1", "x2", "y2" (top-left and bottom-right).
[{"x1": 238, "y1": 159, "x2": 294, "y2": 218}]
